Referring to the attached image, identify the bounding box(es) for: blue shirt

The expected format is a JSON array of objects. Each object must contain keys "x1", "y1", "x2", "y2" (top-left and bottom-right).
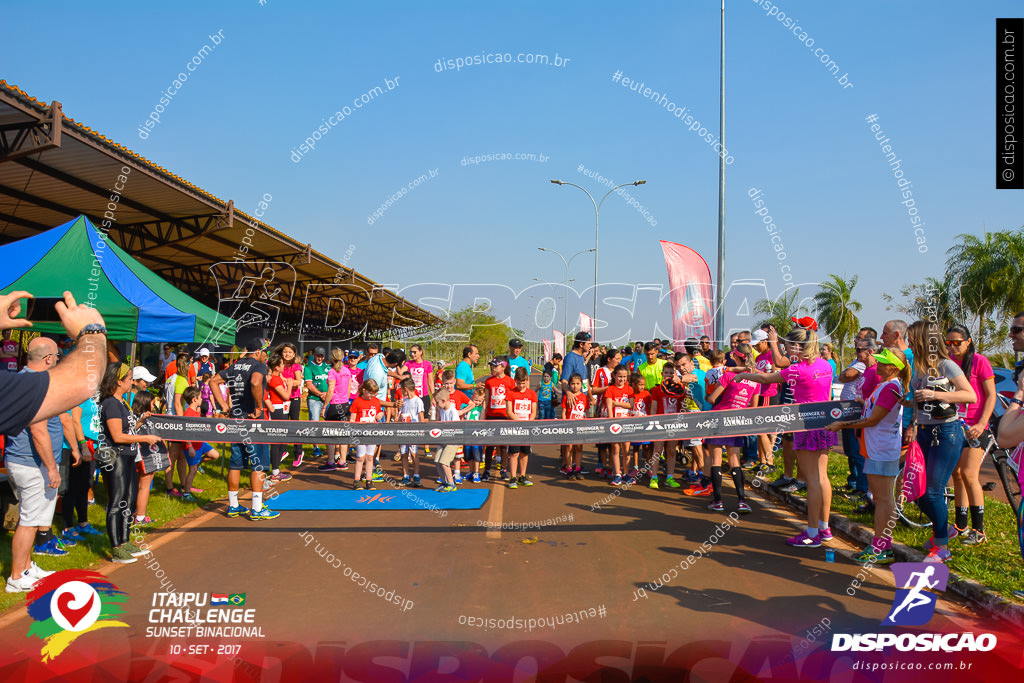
[
  {"x1": 689, "y1": 367, "x2": 711, "y2": 411},
  {"x1": 902, "y1": 346, "x2": 915, "y2": 429},
  {"x1": 562, "y1": 350, "x2": 588, "y2": 389},
  {"x1": 508, "y1": 355, "x2": 531, "y2": 381},
  {"x1": 455, "y1": 360, "x2": 476, "y2": 391},
  {"x1": 628, "y1": 352, "x2": 645, "y2": 371},
  {"x1": 538, "y1": 380, "x2": 554, "y2": 403},
  {"x1": 5, "y1": 370, "x2": 62, "y2": 467},
  {"x1": 365, "y1": 354, "x2": 389, "y2": 401},
  {"x1": 79, "y1": 397, "x2": 100, "y2": 441}
]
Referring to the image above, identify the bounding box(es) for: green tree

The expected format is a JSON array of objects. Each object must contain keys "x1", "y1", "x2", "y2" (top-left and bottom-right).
[
  {"x1": 946, "y1": 228, "x2": 1024, "y2": 350},
  {"x1": 753, "y1": 287, "x2": 801, "y2": 335},
  {"x1": 812, "y1": 274, "x2": 861, "y2": 363},
  {"x1": 882, "y1": 277, "x2": 958, "y2": 337},
  {"x1": 438, "y1": 305, "x2": 519, "y2": 360}
]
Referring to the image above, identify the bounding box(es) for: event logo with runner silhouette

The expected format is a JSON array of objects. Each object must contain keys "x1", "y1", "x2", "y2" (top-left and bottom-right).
[{"x1": 885, "y1": 562, "x2": 949, "y2": 626}]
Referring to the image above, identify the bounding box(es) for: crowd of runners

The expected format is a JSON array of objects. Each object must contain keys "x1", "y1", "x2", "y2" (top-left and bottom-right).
[{"x1": 5, "y1": 289, "x2": 1023, "y2": 591}]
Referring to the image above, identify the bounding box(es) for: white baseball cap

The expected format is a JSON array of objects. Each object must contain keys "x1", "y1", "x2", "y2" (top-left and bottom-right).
[
  {"x1": 751, "y1": 330, "x2": 769, "y2": 343},
  {"x1": 132, "y1": 366, "x2": 157, "y2": 382},
  {"x1": 197, "y1": 348, "x2": 211, "y2": 356}
]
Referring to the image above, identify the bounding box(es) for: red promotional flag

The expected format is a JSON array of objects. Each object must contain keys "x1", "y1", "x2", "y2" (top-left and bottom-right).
[
  {"x1": 553, "y1": 330, "x2": 565, "y2": 356},
  {"x1": 578, "y1": 312, "x2": 593, "y2": 335},
  {"x1": 660, "y1": 240, "x2": 714, "y2": 347},
  {"x1": 542, "y1": 339, "x2": 552, "y2": 362}
]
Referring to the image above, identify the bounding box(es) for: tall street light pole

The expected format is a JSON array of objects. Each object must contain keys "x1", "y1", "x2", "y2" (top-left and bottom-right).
[
  {"x1": 550, "y1": 179, "x2": 646, "y2": 335},
  {"x1": 537, "y1": 247, "x2": 593, "y2": 338},
  {"x1": 715, "y1": 0, "x2": 727, "y2": 345}
]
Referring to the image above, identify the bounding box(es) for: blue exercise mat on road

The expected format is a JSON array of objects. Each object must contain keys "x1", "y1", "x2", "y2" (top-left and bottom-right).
[{"x1": 269, "y1": 488, "x2": 490, "y2": 510}]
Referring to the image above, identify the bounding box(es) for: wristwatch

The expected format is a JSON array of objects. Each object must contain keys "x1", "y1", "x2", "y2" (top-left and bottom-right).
[
  {"x1": 75, "y1": 323, "x2": 107, "y2": 342},
  {"x1": 1009, "y1": 397, "x2": 1024, "y2": 408}
]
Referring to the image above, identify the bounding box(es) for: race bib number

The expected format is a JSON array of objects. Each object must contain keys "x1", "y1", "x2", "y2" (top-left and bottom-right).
[
  {"x1": 513, "y1": 398, "x2": 532, "y2": 420},
  {"x1": 490, "y1": 386, "x2": 507, "y2": 409}
]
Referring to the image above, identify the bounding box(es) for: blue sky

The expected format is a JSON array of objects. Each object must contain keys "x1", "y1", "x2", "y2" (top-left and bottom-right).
[{"x1": 1, "y1": 0, "x2": 1020, "y2": 346}]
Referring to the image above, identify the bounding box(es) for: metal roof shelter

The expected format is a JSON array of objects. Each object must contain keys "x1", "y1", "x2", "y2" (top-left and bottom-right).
[{"x1": 0, "y1": 80, "x2": 441, "y2": 341}]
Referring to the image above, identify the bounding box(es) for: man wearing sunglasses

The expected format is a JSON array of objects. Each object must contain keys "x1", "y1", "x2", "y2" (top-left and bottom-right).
[{"x1": 1010, "y1": 313, "x2": 1024, "y2": 384}]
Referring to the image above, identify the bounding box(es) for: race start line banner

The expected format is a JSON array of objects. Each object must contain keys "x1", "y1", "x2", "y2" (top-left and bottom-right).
[{"x1": 140, "y1": 401, "x2": 861, "y2": 446}]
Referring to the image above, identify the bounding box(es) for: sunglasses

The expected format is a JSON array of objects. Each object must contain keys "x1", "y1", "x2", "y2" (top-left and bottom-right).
[
  {"x1": 944, "y1": 339, "x2": 968, "y2": 347},
  {"x1": 1011, "y1": 326, "x2": 1024, "y2": 335}
]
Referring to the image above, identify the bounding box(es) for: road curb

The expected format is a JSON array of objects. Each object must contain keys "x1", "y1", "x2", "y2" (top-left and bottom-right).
[{"x1": 746, "y1": 472, "x2": 1024, "y2": 631}]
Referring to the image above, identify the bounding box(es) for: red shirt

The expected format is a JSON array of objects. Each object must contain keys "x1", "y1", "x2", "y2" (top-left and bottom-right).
[
  {"x1": 593, "y1": 366, "x2": 615, "y2": 417},
  {"x1": 562, "y1": 392, "x2": 590, "y2": 419},
  {"x1": 184, "y1": 407, "x2": 204, "y2": 451},
  {"x1": 267, "y1": 375, "x2": 289, "y2": 409},
  {"x1": 484, "y1": 375, "x2": 516, "y2": 418},
  {"x1": 631, "y1": 388, "x2": 651, "y2": 417},
  {"x1": 505, "y1": 388, "x2": 537, "y2": 421},
  {"x1": 651, "y1": 383, "x2": 685, "y2": 415},
  {"x1": 604, "y1": 385, "x2": 634, "y2": 418},
  {"x1": 451, "y1": 389, "x2": 470, "y2": 412},
  {"x1": 350, "y1": 396, "x2": 382, "y2": 423}
]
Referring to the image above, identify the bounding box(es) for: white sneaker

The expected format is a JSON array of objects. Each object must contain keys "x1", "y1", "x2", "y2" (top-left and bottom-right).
[
  {"x1": 6, "y1": 570, "x2": 38, "y2": 593},
  {"x1": 27, "y1": 562, "x2": 55, "y2": 580}
]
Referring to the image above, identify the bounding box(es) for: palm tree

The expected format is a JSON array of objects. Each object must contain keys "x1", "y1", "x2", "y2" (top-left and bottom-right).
[
  {"x1": 946, "y1": 228, "x2": 1024, "y2": 351},
  {"x1": 882, "y1": 277, "x2": 958, "y2": 335},
  {"x1": 812, "y1": 275, "x2": 861, "y2": 362},
  {"x1": 753, "y1": 288, "x2": 801, "y2": 335}
]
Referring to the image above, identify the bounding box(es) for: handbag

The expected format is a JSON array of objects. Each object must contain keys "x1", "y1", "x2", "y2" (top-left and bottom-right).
[
  {"x1": 902, "y1": 440, "x2": 927, "y2": 502},
  {"x1": 93, "y1": 444, "x2": 119, "y2": 469},
  {"x1": 920, "y1": 376, "x2": 958, "y2": 421}
]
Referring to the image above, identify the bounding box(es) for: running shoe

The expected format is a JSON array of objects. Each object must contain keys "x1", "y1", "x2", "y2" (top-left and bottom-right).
[
  {"x1": 480, "y1": 470, "x2": 491, "y2": 481},
  {"x1": 779, "y1": 481, "x2": 802, "y2": 494},
  {"x1": 454, "y1": 474, "x2": 464, "y2": 484},
  {"x1": 521, "y1": 477, "x2": 534, "y2": 487},
  {"x1": 77, "y1": 523, "x2": 103, "y2": 536},
  {"x1": 707, "y1": 500, "x2": 725, "y2": 512},
  {"x1": 737, "y1": 500, "x2": 752, "y2": 514},
  {"x1": 574, "y1": 471, "x2": 583, "y2": 480},
  {"x1": 110, "y1": 546, "x2": 138, "y2": 564},
  {"x1": 167, "y1": 488, "x2": 182, "y2": 497},
  {"x1": 960, "y1": 529, "x2": 988, "y2": 545},
  {"x1": 819, "y1": 528, "x2": 833, "y2": 542},
  {"x1": 649, "y1": 478, "x2": 659, "y2": 490},
  {"x1": 292, "y1": 453, "x2": 304, "y2": 468},
  {"x1": 134, "y1": 516, "x2": 153, "y2": 525},
  {"x1": 769, "y1": 476, "x2": 795, "y2": 489},
  {"x1": 372, "y1": 471, "x2": 385, "y2": 482},
  {"x1": 623, "y1": 474, "x2": 635, "y2": 485},
  {"x1": 786, "y1": 530, "x2": 822, "y2": 548},
  {"x1": 412, "y1": 474, "x2": 421, "y2": 487},
  {"x1": 5, "y1": 570, "x2": 39, "y2": 593},
  {"x1": 741, "y1": 460, "x2": 758, "y2": 471},
  {"x1": 122, "y1": 541, "x2": 151, "y2": 557},
  {"x1": 924, "y1": 526, "x2": 960, "y2": 551},
  {"x1": 501, "y1": 470, "x2": 511, "y2": 481},
  {"x1": 26, "y1": 561, "x2": 55, "y2": 580},
  {"x1": 339, "y1": 461, "x2": 348, "y2": 470},
  {"x1": 794, "y1": 480, "x2": 807, "y2": 492},
  {"x1": 182, "y1": 492, "x2": 196, "y2": 502},
  {"x1": 579, "y1": 467, "x2": 589, "y2": 474},
  {"x1": 190, "y1": 487, "x2": 204, "y2": 494},
  {"x1": 611, "y1": 474, "x2": 622, "y2": 486},
  {"x1": 441, "y1": 485, "x2": 457, "y2": 492},
  {"x1": 32, "y1": 539, "x2": 68, "y2": 557},
  {"x1": 364, "y1": 479, "x2": 372, "y2": 490},
  {"x1": 270, "y1": 472, "x2": 293, "y2": 482},
  {"x1": 852, "y1": 547, "x2": 894, "y2": 564},
  {"x1": 227, "y1": 505, "x2": 249, "y2": 517},
  {"x1": 923, "y1": 547, "x2": 952, "y2": 563},
  {"x1": 58, "y1": 531, "x2": 78, "y2": 547},
  {"x1": 560, "y1": 465, "x2": 570, "y2": 475},
  {"x1": 313, "y1": 446, "x2": 323, "y2": 458},
  {"x1": 317, "y1": 462, "x2": 340, "y2": 472},
  {"x1": 248, "y1": 507, "x2": 281, "y2": 521},
  {"x1": 855, "y1": 501, "x2": 876, "y2": 515},
  {"x1": 594, "y1": 467, "x2": 606, "y2": 477},
  {"x1": 684, "y1": 484, "x2": 712, "y2": 497},
  {"x1": 664, "y1": 476, "x2": 681, "y2": 489},
  {"x1": 401, "y1": 474, "x2": 411, "y2": 485},
  {"x1": 472, "y1": 473, "x2": 481, "y2": 483},
  {"x1": 508, "y1": 480, "x2": 518, "y2": 489},
  {"x1": 685, "y1": 471, "x2": 702, "y2": 483}
]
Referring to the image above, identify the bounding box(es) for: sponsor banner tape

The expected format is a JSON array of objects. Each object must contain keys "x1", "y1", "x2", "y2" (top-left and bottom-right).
[{"x1": 140, "y1": 401, "x2": 860, "y2": 446}]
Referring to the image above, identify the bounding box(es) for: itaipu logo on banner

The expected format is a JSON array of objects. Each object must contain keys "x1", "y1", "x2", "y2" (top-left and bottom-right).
[{"x1": 24, "y1": 570, "x2": 129, "y2": 662}]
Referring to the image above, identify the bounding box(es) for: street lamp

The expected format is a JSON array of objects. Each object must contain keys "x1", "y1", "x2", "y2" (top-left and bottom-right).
[
  {"x1": 537, "y1": 248, "x2": 592, "y2": 339},
  {"x1": 550, "y1": 179, "x2": 646, "y2": 333}
]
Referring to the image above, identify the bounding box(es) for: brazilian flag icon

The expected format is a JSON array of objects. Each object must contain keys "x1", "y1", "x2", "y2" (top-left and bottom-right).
[{"x1": 228, "y1": 594, "x2": 246, "y2": 606}]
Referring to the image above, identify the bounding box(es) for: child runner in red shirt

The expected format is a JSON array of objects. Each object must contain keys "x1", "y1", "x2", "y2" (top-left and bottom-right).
[
  {"x1": 482, "y1": 357, "x2": 515, "y2": 481},
  {"x1": 561, "y1": 372, "x2": 589, "y2": 480},
  {"x1": 504, "y1": 367, "x2": 537, "y2": 488},
  {"x1": 349, "y1": 379, "x2": 391, "y2": 489},
  {"x1": 628, "y1": 372, "x2": 653, "y2": 485},
  {"x1": 603, "y1": 365, "x2": 634, "y2": 486},
  {"x1": 650, "y1": 361, "x2": 687, "y2": 489}
]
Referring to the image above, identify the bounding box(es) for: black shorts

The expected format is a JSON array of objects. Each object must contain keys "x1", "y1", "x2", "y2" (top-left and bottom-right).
[
  {"x1": 325, "y1": 402, "x2": 350, "y2": 421},
  {"x1": 507, "y1": 446, "x2": 532, "y2": 455},
  {"x1": 768, "y1": 392, "x2": 782, "y2": 406}
]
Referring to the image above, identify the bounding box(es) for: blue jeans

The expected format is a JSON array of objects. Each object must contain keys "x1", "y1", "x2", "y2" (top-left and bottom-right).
[
  {"x1": 915, "y1": 422, "x2": 965, "y2": 544},
  {"x1": 307, "y1": 397, "x2": 324, "y2": 422},
  {"x1": 538, "y1": 402, "x2": 554, "y2": 420},
  {"x1": 841, "y1": 428, "x2": 868, "y2": 493}
]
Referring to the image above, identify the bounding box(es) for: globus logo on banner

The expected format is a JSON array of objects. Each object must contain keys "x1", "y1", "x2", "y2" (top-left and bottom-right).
[{"x1": 831, "y1": 563, "x2": 997, "y2": 652}]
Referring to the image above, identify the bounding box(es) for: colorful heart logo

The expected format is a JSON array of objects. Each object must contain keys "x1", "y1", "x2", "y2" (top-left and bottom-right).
[
  {"x1": 830, "y1": 408, "x2": 842, "y2": 419},
  {"x1": 610, "y1": 424, "x2": 622, "y2": 435},
  {"x1": 430, "y1": 428, "x2": 441, "y2": 438},
  {"x1": 215, "y1": 423, "x2": 227, "y2": 434},
  {"x1": 50, "y1": 581, "x2": 101, "y2": 632}
]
